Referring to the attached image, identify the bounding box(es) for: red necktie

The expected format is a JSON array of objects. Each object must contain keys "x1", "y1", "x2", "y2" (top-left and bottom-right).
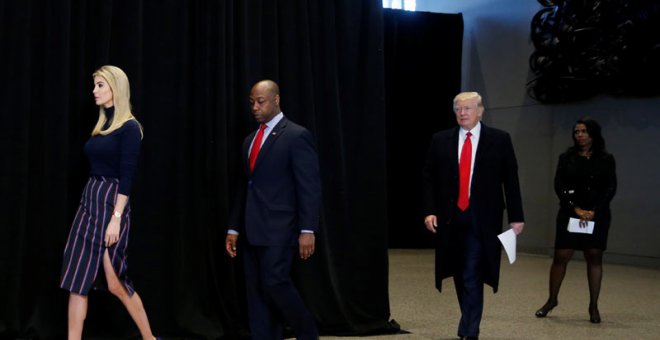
[
  {"x1": 249, "y1": 124, "x2": 267, "y2": 172},
  {"x1": 458, "y1": 132, "x2": 472, "y2": 211}
]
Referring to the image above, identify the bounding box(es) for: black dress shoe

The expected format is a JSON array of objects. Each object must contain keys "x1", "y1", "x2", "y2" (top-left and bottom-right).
[
  {"x1": 460, "y1": 337, "x2": 478, "y2": 340},
  {"x1": 535, "y1": 301, "x2": 558, "y2": 317},
  {"x1": 589, "y1": 304, "x2": 601, "y2": 324}
]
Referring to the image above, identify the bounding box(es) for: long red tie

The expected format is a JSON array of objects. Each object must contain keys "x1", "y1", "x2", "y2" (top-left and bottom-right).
[
  {"x1": 458, "y1": 132, "x2": 472, "y2": 211},
  {"x1": 249, "y1": 124, "x2": 267, "y2": 172}
]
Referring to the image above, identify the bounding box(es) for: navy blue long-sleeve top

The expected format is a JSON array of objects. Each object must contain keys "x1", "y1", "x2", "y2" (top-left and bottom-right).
[{"x1": 84, "y1": 107, "x2": 142, "y2": 195}]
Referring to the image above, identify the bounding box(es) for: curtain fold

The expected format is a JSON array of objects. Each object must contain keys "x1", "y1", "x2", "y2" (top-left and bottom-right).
[{"x1": 384, "y1": 9, "x2": 464, "y2": 249}]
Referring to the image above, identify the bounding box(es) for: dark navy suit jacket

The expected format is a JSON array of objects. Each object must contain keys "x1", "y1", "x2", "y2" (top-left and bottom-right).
[{"x1": 230, "y1": 116, "x2": 321, "y2": 246}]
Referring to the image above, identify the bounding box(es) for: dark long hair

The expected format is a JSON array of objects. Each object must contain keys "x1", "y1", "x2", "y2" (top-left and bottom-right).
[{"x1": 570, "y1": 117, "x2": 606, "y2": 154}]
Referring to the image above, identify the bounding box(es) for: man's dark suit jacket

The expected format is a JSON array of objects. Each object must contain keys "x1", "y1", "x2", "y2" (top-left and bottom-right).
[
  {"x1": 230, "y1": 116, "x2": 321, "y2": 246},
  {"x1": 423, "y1": 123, "x2": 524, "y2": 293}
]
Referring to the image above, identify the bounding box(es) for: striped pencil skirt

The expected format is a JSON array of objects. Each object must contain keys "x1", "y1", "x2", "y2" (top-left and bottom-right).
[{"x1": 60, "y1": 176, "x2": 135, "y2": 296}]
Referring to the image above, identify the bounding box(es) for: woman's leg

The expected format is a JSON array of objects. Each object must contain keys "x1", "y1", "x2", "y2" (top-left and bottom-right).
[
  {"x1": 536, "y1": 249, "x2": 574, "y2": 316},
  {"x1": 68, "y1": 293, "x2": 88, "y2": 340},
  {"x1": 548, "y1": 248, "x2": 574, "y2": 303},
  {"x1": 584, "y1": 248, "x2": 603, "y2": 323},
  {"x1": 103, "y1": 249, "x2": 156, "y2": 339}
]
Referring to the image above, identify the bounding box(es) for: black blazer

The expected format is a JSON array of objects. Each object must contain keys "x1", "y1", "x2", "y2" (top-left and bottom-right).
[
  {"x1": 555, "y1": 150, "x2": 616, "y2": 216},
  {"x1": 423, "y1": 123, "x2": 524, "y2": 292},
  {"x1": 229, "y1": 116, "x2": 321, "y2": 246}
]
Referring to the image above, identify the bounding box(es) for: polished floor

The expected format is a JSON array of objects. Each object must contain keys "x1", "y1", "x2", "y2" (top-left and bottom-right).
[{"x1": 323, "y1": 249, "x2": 660, "y2": 340}]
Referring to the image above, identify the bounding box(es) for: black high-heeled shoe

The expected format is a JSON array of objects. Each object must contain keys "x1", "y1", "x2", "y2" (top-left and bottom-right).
[
  {"x1": 589, "y1": 305, "x2": 601, "y2": 323},
  {"x1": 535, "y1": 301, "x2": 558, "y2": 317}
]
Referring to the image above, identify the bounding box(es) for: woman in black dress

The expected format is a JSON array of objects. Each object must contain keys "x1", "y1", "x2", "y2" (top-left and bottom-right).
[
  {"x1": 535, "y1": 117, "x2": 617, "y2": 323},
  {"x1": 59, "y1": 65, "x2": 158, "y2": 339}
]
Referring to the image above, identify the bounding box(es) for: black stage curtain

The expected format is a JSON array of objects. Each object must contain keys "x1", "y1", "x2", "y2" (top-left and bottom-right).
[
  {"x1": 383, "y1": 9, "x2": 464, "y2": 248},
  {"x1": 0, "y1": 1, "x2": 394, "y2": 339}
]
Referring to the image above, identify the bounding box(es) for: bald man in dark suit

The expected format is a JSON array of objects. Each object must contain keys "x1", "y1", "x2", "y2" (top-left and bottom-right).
[
  {"x1": 423, "y1": 92, "x2": 525, "y2": 340},
  {"x1": 226, "y1": 80, "x2": 320, "y2": 340}
]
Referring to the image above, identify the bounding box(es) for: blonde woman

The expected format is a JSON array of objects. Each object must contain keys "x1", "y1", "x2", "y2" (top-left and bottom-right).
[{"x1": 59, "y1": 65, "x2": 159, "y2": 340}]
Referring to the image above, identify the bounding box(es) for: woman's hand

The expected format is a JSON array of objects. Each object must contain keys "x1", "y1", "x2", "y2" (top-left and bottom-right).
[
  {"x1": 107, "y1": 194, "x2": 129, "y2": 247},
  {"x1": 105, "y1": 218, "x2": 121, "y2": 247},
  {"x1": 574, "y1": 207, "x2": 595, "y2": 221}
]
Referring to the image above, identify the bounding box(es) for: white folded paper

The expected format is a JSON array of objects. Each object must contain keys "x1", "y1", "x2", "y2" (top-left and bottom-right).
[
  {"x1": 497, "y1": 228, "x2": 517, "y2": 264},
  {"x1": 567, "y1": 217, "x2": 594, "y2": 234}
]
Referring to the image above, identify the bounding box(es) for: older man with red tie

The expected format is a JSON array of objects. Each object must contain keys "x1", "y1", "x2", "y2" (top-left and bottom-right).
[{"x1": 423, "y1": 92, "x2": 525, "y2": 340}]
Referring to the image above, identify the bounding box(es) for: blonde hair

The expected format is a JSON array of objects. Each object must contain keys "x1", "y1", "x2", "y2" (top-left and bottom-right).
[
  {"x1": 453, "y1": 92, "x2": 483, "y2": 108},
  {"x1": 91, "y1": 65, "x2": 143, "y2": 138}
]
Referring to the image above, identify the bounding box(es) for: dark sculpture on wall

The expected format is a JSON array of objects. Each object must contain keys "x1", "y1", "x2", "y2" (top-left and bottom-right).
[{"x1": 528, "y1": 0, "x2": 660, "y2": 103}]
